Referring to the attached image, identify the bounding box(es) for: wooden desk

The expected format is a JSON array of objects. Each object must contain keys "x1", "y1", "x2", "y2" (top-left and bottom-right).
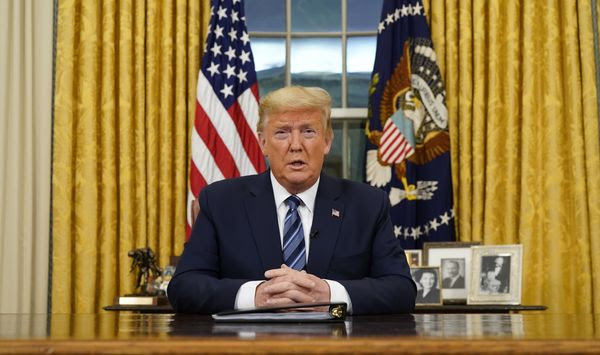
[
  {"x1": 1, "y1": 313, "x2": 598, "y2": 354},
  {"x1": 103, "y1": 303, "x2": 547, "y2": 313}
]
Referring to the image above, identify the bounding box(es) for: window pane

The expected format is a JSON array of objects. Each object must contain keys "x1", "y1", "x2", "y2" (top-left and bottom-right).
[
  {"x1": 323, "y1": 122, "x2": 343, "y2": 178},
  {"x1": 292, "y1": 0, "x2": 341, "y2": 32},
  {"x1": 245, "y1": 0, "x2": 285, "y2": 32},
  {"x1": 347, "y1": 0, "x2": 383, "y2": 31},
  {"x1": 252, "y1": 38, "x2": 286, "y2": 97},
  {"x1": 347, "y1": 121, "x2": 366, "y2": 182},
  {"x1": 291, "y1": 38, "x2": 342, "y2": 106},
  {"x1": 347, "y1": 36, "x2": 376, "y2": 107}
]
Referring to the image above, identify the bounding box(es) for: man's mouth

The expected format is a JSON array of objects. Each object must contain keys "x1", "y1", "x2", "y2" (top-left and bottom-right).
[{"x1": 288, "y1": 160, "x2": 306, "y2": 169}]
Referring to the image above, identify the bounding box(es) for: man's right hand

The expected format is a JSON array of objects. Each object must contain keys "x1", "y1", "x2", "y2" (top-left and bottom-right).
[{"x1": 255, "y1": 265, "x2": 331, "y2": 308}]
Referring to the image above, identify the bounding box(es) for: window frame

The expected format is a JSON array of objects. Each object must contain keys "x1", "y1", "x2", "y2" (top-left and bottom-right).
[{"x1": 248, "y1": 0, "x2": 377, "y2": 179}]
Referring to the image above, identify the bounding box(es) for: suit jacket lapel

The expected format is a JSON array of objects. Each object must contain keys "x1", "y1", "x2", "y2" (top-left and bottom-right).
[
  {"x1": 307, "y1": 174, "x2": 344, "y2": 277},
  {"x1": 244, "y1": 171, "x2": 283, "y2": 271}
]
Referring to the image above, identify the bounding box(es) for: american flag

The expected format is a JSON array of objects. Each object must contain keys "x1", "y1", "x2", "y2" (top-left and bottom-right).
[{"x1": 187, "y1": 0, "x2": 266, "y2": 238}]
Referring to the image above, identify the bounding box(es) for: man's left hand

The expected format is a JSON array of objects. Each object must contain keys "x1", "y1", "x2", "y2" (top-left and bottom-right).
[{"x1": 263, "y1": 265, "x2": 331, "y2": 307}]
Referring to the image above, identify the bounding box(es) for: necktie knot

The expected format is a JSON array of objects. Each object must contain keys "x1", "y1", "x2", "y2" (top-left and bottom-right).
[{"x1": 285, "y1": 195, "x2": 302, "y2": 211}]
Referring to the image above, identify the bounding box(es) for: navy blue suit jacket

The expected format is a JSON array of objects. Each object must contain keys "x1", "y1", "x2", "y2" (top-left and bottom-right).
[{"x1": 168, "y1": 171, "x2": 416, "y2": 314}]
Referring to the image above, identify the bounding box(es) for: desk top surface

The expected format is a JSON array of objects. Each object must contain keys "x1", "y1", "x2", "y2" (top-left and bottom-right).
[{"x1": 1, "y1": 313, "x2": 599, "y2": 354}]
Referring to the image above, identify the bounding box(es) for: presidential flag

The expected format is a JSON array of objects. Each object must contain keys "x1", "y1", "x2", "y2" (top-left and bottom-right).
[
  {"x1": 187, "y1": 0, "x2": 266, "y2": 238},
  {"x1": 365, "y1": 0, "x2": 455, "y2": 248}
]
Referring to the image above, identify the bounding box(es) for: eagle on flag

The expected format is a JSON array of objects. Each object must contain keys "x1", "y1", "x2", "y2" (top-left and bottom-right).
[{"x1": 366, "y1": 38, "x2": 450, "y2": 205}]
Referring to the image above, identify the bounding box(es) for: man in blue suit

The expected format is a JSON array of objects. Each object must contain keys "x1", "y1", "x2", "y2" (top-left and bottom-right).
[{"x1": 168, "y1": 86, "x2": 416, "y2": 315}]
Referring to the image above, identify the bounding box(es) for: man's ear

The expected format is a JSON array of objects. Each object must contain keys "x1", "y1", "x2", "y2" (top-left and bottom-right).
[
  {"x1": 323, "y1": 132, "x2": 333, "y2": 155},
  {"x1": 258, "y1": 132, "x2": 268, "y2": 156}
]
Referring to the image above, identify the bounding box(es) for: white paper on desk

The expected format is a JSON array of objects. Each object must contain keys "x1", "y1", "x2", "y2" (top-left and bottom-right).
[{"x1": 212, "y1": 311, "x2": 334, "y2": 322}]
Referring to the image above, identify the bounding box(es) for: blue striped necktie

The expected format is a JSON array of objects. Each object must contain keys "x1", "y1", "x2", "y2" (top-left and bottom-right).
[{"x1": 283, "y1": 195, "x2": 306, "y2": 270}]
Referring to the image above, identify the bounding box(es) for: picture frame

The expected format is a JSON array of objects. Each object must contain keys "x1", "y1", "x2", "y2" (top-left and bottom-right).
[
  {"x1": 404, "y1": 249, "x2": 422, "y2": 267},
  {"x1": 422, "y1": 241, "x2": 481, "y2": 265},
  {"x1": 422, "y1": 242, "x2": 480, "y2": 304},
  {"x1": 410, "y1": 266, "x2": 443, "y2": 306},
  {"x1": 468, "y1": 244, "x2": 523, "y2": 305}
]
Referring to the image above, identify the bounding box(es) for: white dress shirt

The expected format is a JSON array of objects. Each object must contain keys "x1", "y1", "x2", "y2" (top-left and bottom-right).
[{"x1": 234, "y1": 172, "x2": 353, "y2": 312}]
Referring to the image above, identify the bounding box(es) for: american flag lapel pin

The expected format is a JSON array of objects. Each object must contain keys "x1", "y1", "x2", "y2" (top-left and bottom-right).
[{"x1": 331, "y1": 209, "x2": 340, "y2": 218}]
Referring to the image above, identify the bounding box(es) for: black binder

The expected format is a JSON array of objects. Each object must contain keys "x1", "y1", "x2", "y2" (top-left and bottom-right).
[{"x1": 212, "y1": 302, "x2": 347, "y2": 323}]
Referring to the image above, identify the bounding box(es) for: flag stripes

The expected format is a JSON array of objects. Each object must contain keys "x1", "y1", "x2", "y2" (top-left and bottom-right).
[{"x1": 187, "y1": 0, "x2": 266, "y2": 239}]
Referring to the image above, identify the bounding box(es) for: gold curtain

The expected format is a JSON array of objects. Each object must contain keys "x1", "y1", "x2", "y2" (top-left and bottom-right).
[
  {"x1": 423, "y1": 0, "x2": 600, "y2": 313},
  {"x1": 52, "y1": 0, "x2": 211, "y2": 313}
]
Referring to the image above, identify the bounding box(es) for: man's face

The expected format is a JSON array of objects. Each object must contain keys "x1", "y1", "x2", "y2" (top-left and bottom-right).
[
  {"x1": 445, "y1": 262, "x2": 459, "y2": 277},
  {"x1": 259, "y1": 109, "x2": 332, "y2": 194}
]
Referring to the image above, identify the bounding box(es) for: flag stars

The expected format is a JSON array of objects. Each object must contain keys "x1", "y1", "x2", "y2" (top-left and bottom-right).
[
  {"x1": 378, "y1": 3, "x2": 425, "y2": 34},
  {"x1": 240, "y1": 31, "x2": 250, "y2": 45},
  {"x1": 239, "y1": 49, "x2": 251, "y2": 64},
  {"x1": 385, "y1": 12, "x2": 394, "y2": 25},
  {"x1": 413, "y1": 2, "x2": 423, "y2": 15},
  {"x1": 231, "y1": 10, "x2": 239, "y2": 23},
  {"x1": 393, "y1": 210, "x2": 453, "y2": 241},
  {"x1": 228, "y1": 27, "x2": 238, "y2": 41},
  {"x1": 206, "y1": 61, "x2": 220, "y2": 76},
  {"x1": 401, "y1": 5, "x2": 410, "y2": 16},
  {"x1": 430, "y1": 219, "x2": 440, "y2": 231},
  {"x1": 210, "y1": 42, "x2": 222, "y2": 56},
  {"x1": 220, "y1": 83, "x2": 234, "y2": 98},
  {"x1": 440, "y1": 212, "x2": 451, "y2": 225},
  {"x1": 217, "y1": 6, "x2": 227, "y2": 19},
  {"x1": 225, "y1": 46, "x2": 236, "y2": 61},
  {"x1": 423, "y1": 224, "x2": 430, "y2": 236},
  {"x1": 223, "y1": 64, "x2": 236, "y2": 78},
  {"x1": 410, "y1": 226, "x2": 422, "y2": 239},
  {"x1": 237, "y1": 69, "x2": 248, "y2": 83},
  {"x1": 214, "y1": 24, "x2": 224, "y2": 39}
]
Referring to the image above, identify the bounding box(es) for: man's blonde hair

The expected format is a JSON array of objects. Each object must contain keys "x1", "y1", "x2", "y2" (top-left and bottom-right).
[{"x1": 257, "y1": 86, "x2": 332, "y2": 136}]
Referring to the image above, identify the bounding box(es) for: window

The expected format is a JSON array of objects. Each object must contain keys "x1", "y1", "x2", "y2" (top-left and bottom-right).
[{"x1": 245, "y1": 0, "x2": 383, "y2": 181}]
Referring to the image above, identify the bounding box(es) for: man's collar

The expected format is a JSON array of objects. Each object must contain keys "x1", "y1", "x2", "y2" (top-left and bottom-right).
[{"x1": 270, "y1": 171, "x2": 319, "y2": 212}]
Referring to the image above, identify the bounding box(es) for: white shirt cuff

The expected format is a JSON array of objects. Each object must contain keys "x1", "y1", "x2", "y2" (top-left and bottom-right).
[
  {"x1": 234, "y1": 280, "x2": 263, "y2": 309},
  {"x1": 325, "y1": 279, "x2": 353, "y2": 314}
]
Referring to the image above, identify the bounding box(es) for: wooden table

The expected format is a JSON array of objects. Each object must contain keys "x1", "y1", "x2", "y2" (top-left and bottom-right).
[
  {"x1": 1, "y1": 313, "x2": 598, "y2": 354},
  {"x1": 103, "y1": 303, "x2": 547, "y2": 313}
]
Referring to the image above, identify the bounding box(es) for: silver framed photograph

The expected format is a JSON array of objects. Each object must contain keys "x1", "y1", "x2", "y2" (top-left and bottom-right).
[
  {"x1": 410, "y1": 266, "x2": 443, "y2": 306},
  {"x1": 468, "y1": 245, "x2": 523, "y2": 305},
  {"x1": 422, "y1": 241, "x2": 480, "y2": 304},
  {"x1": 404, "y1": 249, "x2": 422, "y2": 267}
]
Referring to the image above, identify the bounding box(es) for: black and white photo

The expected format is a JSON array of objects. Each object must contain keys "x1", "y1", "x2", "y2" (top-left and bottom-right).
[
  {"x1": 441, "y1": 258, "x2": 466, "y2": 289},
  {"x1": 480, "y1": 255, "x2": 511, "y2": 294},
  {"x1": 468, "y1": 245, "x2": 523, "y2": 305},
  {"x1": 422, "y1": 242, "x2": 479, "y2": 303},
  {"x1": 411, "y1": 267, "x2": 442, "y2": 305}
]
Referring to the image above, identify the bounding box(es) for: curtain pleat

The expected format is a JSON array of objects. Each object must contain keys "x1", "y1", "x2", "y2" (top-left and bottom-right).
[
  {"x1": 424, "y1": 0, "x2": 600, "y2": 313},
  {"x1": 52, "y1": 0, "x2": 209, "y2": 313}
]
